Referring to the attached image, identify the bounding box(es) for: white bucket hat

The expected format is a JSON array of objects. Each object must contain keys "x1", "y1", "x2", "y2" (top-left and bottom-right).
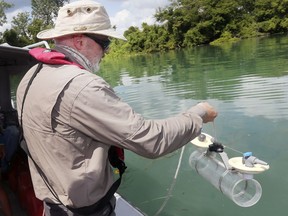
[{"x1": 37, "y1": 0, "x2": 126, "y2": 40}]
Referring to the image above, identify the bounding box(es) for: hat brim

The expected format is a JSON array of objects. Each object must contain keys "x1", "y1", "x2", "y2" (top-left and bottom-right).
[{"x1": 37, "y1": 28, "x2": 126, "y2": 41}]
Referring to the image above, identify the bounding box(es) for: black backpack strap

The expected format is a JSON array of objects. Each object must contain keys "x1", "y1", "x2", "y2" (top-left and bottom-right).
[
  {"x1": 20, "y1": 63, "x2": 43, "y2": 131},
  {"x1": 19, "y1": 62, "x2": 63, "y2": 203}
]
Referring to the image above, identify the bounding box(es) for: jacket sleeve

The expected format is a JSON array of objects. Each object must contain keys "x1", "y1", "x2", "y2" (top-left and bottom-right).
[{"x1": 70, "y1": 77, "x2": 205, "y2": 159}]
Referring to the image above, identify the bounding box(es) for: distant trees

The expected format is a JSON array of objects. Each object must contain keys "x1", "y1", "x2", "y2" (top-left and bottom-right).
[
  {"x1": 255, "y1": 0, "x2": 288, "y2": 33},
  {"x1": 0, "y1": 0, "x2": 69, "y2": 46},
  {"x1": 153, "y1": 0, "x2": 288, "y2": 46},
  {"x1": 31, "y1": 0, "x2": 68, "y2": 26},
  {"x1": 118, "y1": 0, "x2": 288, "y2": 54},
  {"x1": 0, "y1": 0, "x2": 12, "y2": 43},
  {"x1": 123, "y1": 23, "x2": 171, "y2": 53},
  {"x1": 0, "y1": 0, "x2": 12, "y2": 26},
  {"x1": 1, "y1": 0, "x2": 288, "y2": 54}
]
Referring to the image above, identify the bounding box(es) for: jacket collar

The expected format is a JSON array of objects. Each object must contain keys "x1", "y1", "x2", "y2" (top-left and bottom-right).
[{"x1": 29, "y1": 46, "x2": 94, "y2": 72}]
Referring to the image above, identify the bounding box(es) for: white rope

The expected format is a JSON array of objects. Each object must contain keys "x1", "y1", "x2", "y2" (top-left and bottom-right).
[
  {"x1": 154, "y1": 145, "x2": 185, "y2": 216},
  {"x1": 213, "y1": 121, "x2": 243, "y2": 154}
]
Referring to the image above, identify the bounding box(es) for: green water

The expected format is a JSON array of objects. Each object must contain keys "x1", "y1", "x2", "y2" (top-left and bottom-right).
[
  {"x1": 11, "y1": 35, "x2": 288, "y2": 216},
  {"x1": 99, "y1": 35, "x2": 288, "y2": 216}
]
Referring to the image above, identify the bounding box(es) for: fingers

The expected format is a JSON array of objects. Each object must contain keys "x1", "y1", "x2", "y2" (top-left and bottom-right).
[{"x1": 197, "y1": 102, "x2": 218, "y2": 123}]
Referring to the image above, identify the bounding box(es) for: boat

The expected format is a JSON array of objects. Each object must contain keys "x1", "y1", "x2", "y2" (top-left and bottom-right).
[{"x1": 0, "y1": 43, "x2": 145, "y2": 216}]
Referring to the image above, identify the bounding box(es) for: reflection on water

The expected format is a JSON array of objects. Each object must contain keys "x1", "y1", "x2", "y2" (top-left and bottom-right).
[
  {"x1": 100, "y1": 35, "x2": 288, "y2": 121},
  {"x1": 232, "y1": 75, "x2": 288, "y2": 120},
  {"x1": 11, "y1": 35, "x2": 288, "y2": 216}
]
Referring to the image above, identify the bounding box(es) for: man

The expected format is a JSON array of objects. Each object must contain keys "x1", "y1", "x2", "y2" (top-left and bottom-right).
[{"x1": 16, "y1": 1, "x2": 217, "y2": 216}]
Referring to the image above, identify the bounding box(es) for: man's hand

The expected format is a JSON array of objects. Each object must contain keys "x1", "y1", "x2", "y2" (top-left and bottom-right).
[{"x1": 197, "y1": 102, "x2": 218, "y2": 123}]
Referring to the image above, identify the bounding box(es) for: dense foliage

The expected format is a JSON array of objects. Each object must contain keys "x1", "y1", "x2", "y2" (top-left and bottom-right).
[
  {"x1": 119, "y1": 0, "x2": 288, "y2": 54},
  {"x1": 1, "y1": 0, "x2": 288, "y2": 54},
  {"x1": 0, "y1": 0, "x2": 68, "y2": 46},
  {"x1": 0, "y1": 0, "x2": 12, "y2": 26}
]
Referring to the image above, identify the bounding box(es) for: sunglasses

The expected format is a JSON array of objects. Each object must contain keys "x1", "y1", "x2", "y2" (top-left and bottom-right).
[{"x1": 85, "y1": 34, "x2": 110, "y2": 52}]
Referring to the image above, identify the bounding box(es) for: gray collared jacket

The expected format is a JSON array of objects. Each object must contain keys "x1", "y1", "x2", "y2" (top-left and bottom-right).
[{"x1": 16, "y1": 62, "x2": 205, "y2": 208}]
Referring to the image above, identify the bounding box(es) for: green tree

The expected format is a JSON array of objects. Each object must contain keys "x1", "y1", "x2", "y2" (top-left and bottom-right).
[
  {"x1": 28, "y1": 18, "x2": 46, "y2": 42},
  {"x1": 11, "y1": 12, "x2": 31, "y2": 40},
  {"x1": 154, "y1": 0, "x2": 278, "y2": 48},
  {"x1": 254, "y1": 0, "x2": 288, "y2": 33},
  {"x1": 2, "y1": 0, "x2": 70, "y2": 45},
  {"x1": 2, "y1": 28, "x2": 29, "y2": 46},
  {"x1": 31, "y1": 0, "x2": 69, "y2": 26},
  {"x1": 124, "y1": 26, "x2": 145, "y2": 52},
  {"x1": 0, "y1": 0, "x2": 13, "y2": 26},
  {"x1": 114, "y1": 0, "x2": 288, "y2": 54}
]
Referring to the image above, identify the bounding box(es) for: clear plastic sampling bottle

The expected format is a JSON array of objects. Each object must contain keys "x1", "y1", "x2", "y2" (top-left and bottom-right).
[{"x1": 189, "y1": 148, "x2": 262, "y2": 207}]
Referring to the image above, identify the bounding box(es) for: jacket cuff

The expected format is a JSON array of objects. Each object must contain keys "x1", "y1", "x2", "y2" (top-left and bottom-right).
[{"x1": 187, "y1": 104, "x2": 207, "y2": 118}]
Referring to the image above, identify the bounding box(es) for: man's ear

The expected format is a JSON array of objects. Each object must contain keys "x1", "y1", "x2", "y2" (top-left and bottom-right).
[{"x1": 73, "y1": 34, "x2": 83, "y2": 50}]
